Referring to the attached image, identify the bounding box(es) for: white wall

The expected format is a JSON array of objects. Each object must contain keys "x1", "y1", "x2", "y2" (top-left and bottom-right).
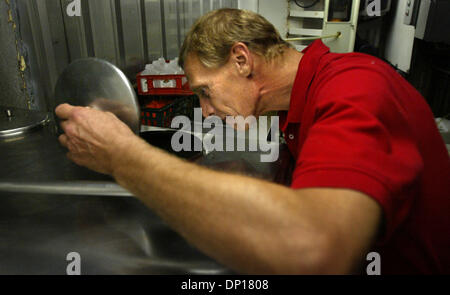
[
  {"x1": 238, "y1": 0, "x2": 259, "y2": 12},
  {"x1": 258, "y1": 0, "x2": 289, "y2": 38},
  {"x1": 384, "y1": 0, "x2": 416, "y2": 73}
]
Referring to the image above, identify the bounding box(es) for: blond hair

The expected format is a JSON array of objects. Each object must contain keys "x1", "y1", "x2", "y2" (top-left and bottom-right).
[{"x1": 178, "y1": 8, "x2": 291, "y2": 69}]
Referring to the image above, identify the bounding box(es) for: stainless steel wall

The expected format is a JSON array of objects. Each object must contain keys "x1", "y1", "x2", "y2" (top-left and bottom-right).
[
  {"x1": 5, "y1": 0, "x2": 237, "y2": 111},
  {"x1": 0, "y1": 0, "x2": 42, "y2": 110}
]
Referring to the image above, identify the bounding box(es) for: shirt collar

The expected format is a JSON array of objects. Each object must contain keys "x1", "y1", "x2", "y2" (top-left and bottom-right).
[{"x1": 281, "y1": 40, "x2": 330, "y2": 130}]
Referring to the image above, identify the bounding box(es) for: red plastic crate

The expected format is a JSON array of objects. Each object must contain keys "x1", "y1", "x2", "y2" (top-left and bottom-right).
[
  {"x1": 137, "y1": 73, "x2": 194, "y2": 96},
  {"x1": 140, "y1": 95, "x2": 196, "y2": 128}
]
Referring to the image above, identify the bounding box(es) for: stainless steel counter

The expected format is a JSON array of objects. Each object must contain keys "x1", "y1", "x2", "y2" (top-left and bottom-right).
[{"x1": 0, "y1": 118, "x2": 293, "y2": 274}]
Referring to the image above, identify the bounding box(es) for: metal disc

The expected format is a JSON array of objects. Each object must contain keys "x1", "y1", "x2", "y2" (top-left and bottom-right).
[
  {"x1": 0, "y1": 107, "x2": 48, "y2": 138},
  {"x1": 54, "y1": 58, "x2": 140, "y2": 134}
]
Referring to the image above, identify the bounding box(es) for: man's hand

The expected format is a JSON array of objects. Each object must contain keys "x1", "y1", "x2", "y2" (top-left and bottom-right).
[{"x1": 55, "y1": 103, "x2": 137, "y2": 175}]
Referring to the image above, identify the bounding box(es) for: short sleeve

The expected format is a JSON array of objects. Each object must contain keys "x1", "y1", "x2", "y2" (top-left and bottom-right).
[{"x1": 290, "y1": 69, "x2": 424, "y2": 243}]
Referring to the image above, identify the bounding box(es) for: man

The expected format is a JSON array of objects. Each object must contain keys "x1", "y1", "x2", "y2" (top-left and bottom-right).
[{"x1": 55, "y1": 9, "x2": 450, "y2": 274}]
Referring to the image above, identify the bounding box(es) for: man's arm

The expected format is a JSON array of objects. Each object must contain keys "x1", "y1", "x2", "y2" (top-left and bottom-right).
[{"x1": 56, "y1": 104, "x2": 381, "y2": 274}]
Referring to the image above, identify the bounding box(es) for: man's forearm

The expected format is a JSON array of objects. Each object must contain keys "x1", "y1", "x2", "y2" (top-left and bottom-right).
[
  {"x1": 111, "y1": 136, "x2": 327, "y2": 274},
  {"x1": 54, "y1": 104, "x2": 380, "y2": 274}
]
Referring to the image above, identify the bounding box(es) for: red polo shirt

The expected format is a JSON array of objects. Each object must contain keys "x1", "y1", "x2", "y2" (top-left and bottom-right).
[{"x1": 280, "y1": 40, "x2": 450, "y2": 274}]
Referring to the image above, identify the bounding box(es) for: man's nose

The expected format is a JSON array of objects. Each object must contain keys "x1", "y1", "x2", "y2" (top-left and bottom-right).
[{"x1": 199, "y1": 98, "x2": 215, "y2": 117}]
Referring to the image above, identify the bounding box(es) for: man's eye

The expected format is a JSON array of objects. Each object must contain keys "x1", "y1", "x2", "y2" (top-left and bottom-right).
[{"x1": 201, "y1": 90, "x2": 210, "y2": 98}]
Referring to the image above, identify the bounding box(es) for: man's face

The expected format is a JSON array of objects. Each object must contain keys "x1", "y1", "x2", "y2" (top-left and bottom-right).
[{"x1": 184, "y1": 52, "x2": 259, "y2": 120}]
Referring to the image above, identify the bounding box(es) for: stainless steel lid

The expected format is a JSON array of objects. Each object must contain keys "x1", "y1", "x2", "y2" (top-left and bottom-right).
[
  {"x1": 54, "y1": 58, "x2": 140, "y2": 134},
  {"x1": 0, "y1": 107, "x2": 48, "y2": 138}
]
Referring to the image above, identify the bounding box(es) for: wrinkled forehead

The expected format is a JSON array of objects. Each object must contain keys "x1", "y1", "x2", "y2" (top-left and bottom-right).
[
  {"x1": 183, "y1": 53, "x2": 215, "y2": 89},
  {"x1": 183, "y1": 53, "x2": 203, "y2": 80}
]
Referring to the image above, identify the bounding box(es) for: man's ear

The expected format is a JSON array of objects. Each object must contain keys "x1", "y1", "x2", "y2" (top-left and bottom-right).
[{"x1": 230, "y1": 42, "x2": 253, "y2": 78}]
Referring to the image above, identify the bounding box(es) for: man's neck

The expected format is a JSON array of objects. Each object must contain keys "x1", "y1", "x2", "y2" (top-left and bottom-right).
[{"x1": 254, "y1": 48, "x2": 303, "y2": 116}]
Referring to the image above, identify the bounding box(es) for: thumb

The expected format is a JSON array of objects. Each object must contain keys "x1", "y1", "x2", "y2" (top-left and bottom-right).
[{"x1": 55, "y1": 103, "x2": 75, "y2": 120}]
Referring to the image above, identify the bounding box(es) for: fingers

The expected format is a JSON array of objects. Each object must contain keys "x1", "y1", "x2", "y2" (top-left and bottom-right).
[
  {"x1": 58, "y1": 134, "x2": 68, "y2": 148},
  {"x1": 55, "y1": 103, "x2": 75, "y2": 120},
  {"x1": 58, "y1": 109, "x2": 83, "y2": 137},
  {"x1": 59, "y1": 119, "x2": 68, "y2": 132},
  {"x1": 59, "y1": 119, "x2": 78, "y2": 140},
  {"x1": 59, "y1": 134, "x2": 77, "y2": 152}
]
